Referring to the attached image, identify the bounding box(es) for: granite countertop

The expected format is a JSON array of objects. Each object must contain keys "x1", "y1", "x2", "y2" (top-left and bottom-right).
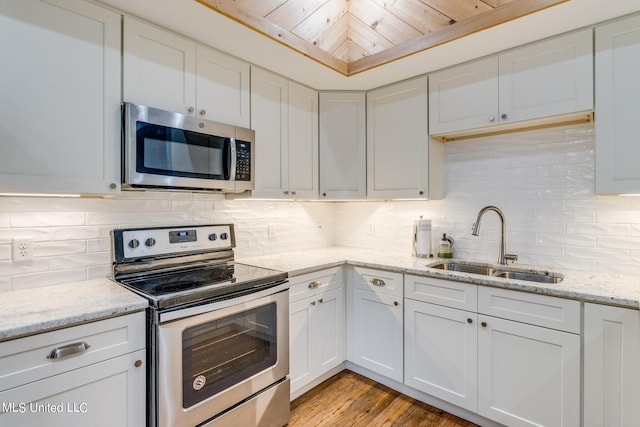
[
  {"x1": 0, "y1": 278, "x2": 148, "y2": 342},
  {"x1": 238, "y1": 246, "x2": 640, "y2": 309}
]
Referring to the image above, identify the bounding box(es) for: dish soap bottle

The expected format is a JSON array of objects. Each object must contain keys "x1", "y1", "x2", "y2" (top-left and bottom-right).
[{"x1": 437, "y1": 233, "x2": 454, "y2": 258}]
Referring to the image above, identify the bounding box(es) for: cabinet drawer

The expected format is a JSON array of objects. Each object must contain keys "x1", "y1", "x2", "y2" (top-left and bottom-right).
[
  {"x1": 0, "y1": 312, "x2": 146, "y2": 391},
  {"x1": 405, "y1": 274, "x2": 477, "y2": 311},
  {"x1": 478, "y1": 287, "x2": 580, "y2": 333},
  {"x1": 289, "y1": 267, "x2": 341, "y2": 303},
  {"x1": 352, "y1": 267, "x2": 403, "y2": 297}
]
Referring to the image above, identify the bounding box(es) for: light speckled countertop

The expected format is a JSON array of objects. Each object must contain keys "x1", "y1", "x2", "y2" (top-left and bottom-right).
[
  {"x1": 238, "y1": 246, "x2": 640, "y2": 309},
  {"x1": 0, "y1": 279, "x2": 148, "y2": 342}
]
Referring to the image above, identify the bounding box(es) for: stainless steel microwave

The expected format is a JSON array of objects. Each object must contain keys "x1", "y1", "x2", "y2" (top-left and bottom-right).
[{"x1": 122, "y1": 103, "x2": 254, "y2": 193}]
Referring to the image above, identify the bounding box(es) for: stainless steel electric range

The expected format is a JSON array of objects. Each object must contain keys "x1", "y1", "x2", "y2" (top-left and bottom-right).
[{"x1": 112, "y1": 224, "x2": 290, "y2": 427}]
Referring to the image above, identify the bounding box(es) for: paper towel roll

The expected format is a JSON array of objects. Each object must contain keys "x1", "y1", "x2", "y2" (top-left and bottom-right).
[{"x1": 414, "y1": 219, "x2": 432, "y2": 257}]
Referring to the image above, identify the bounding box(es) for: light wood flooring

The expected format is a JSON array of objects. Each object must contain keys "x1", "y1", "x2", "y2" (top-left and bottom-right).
[{"x1": 288, "y1": 370, "x2": 479, "y2": 427}]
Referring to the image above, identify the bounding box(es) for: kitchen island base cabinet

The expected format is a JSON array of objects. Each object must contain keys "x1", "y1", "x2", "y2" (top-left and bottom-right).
[{"x1": 584, "y1": 303, "x2": 640, "y2": 427}]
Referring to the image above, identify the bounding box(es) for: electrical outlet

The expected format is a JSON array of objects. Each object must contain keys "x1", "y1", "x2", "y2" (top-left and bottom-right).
[{"x1": 12, "y1": 237, "x2": 34, "y2": 262}]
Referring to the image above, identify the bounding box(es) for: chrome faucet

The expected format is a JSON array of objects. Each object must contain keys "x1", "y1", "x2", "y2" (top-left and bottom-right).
[{"x1": 471, "y1": 206, "x2": 518, "y2": 265}]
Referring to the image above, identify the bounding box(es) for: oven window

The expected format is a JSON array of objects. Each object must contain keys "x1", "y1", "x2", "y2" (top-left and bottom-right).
[{"x1": 182, "y1": 303, "x2": 277, "y2": 408}]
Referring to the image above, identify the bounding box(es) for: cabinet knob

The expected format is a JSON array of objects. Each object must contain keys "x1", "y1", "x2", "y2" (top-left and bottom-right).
[
  {"x1": 419, "y1": 190, "x2": 424, "y2": 196},
  {"x1": 109, "y1": 183, "x2": 117, "y2": 190},
  {"x1": 308, "y1": 281, "x2": 321, "y2": 289},
  {"x1": 318, "y1": 298, "x2": 323, "y2": 304},
  {"x1": 134, "y1": 360, "x2": 142, "y2": 368},
  {"x1": 188, "y1": 106, "x2": 195, "y2": 113},
  {"x1": 467, "y1": 318, "x2": 473, "y2": 324},
  {"x1": 199, "y1": 109, "x2": 206, "y2": 116},
  {"x1": 322, "y1": 193, "x2": 327, "y2": 197},
  {"x1": 481, "y1": 321, "x2": 487, "y2": 328},
  {"x1": 501, "y1": 113, "x2": 508, "y2": 120},
  {"x1": 369, "y1": 278, "x2": 386, "y2": 287},
  {"x1": 488, "y1": 116, "x2": 495, "y2": 122},
  {"x1": 394, "y1": 301, "x2": 399, "y2": 306},
  {"x1": 284, "y1": 190, "x2": 289, "y2": 195},
  {"x1": 310, "y1": 301, "x2": 316, "y2": 306},
  {"x1": 291, "y1": 191, "x2": 296, "y2": 195}
]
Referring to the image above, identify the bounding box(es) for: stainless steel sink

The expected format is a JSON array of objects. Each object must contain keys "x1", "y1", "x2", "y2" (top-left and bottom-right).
[
  {"x1": 429, "y1": 261, "x2": 563, "y2": 284},
  {"x1": 493, "y1": 270, "x2": 563, "y2": 284},
  {"x1": 430, "y1": 262, "x2": 497, "y2": 276}
]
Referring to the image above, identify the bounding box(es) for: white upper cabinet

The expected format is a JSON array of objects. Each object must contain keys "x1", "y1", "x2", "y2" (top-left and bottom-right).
[
  {"x1": 429, "y1": 29, "x2": 593, "y2": 136},
  {"x1": 123, "y1": 16, "x2": 250, "y2": 127},
  {"x1": 0, "y1": 0, "x2": 121, "y2": 195},
  {"x1": 251, "y1": 68, "x2": 289, "y2": 198},
  {"x1": 287, "y1": 82, "x2": 319, "y2": 199},
  {"x1": 595, "y1": 15, "x2": 640, "y2": 194},
  {"x1": 251, "y1": 68, "x2": 318, "y2": 199},
  {"x1": 319, "y1": 92, "x2": 367, "y2": 199},
  {"x1": 367, "y1": 77, "x2": 441, "y2": 199}
]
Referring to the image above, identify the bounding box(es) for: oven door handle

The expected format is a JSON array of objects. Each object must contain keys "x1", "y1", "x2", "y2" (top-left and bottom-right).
[{"x1": 159, "y1": 281, "x2": 290, "y2": 323}]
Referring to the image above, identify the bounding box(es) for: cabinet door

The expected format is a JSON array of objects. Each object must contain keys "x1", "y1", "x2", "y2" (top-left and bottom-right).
[
  {"x1": 195, "y1": 45, "x2": 250, "y2": 127},
  {"x1": 404, "y1": 299, "x2": 477, "y2": 412},
  {"x1": 0, "y1": 0, "x2": 121, "y2": 195},
  {"x1": 499, "y1": 29, "x2": 593, "y2": 124},
  {"x1": 123, "y1": 16, "x2": 196, "y2": 116},
  {"x1": 367, "y1": 77, "x2": 429, "y2": 199},
  {"x1": 595, "y1": 15, "x2": 640, "y2": 194},
  {"x1": 584, "y1": 303, "x2": 640, "y2": 427},
  {"x1": 0, "y1": 349, "x2": 146, "y2": 427},
  {"x1": 351, "y1": 288, "x2": 403, "y2": 382},
  {"x1": 311, "y1": 288, "x2": 345, "y2": 375},
  {"x1": 288, "y1": 82, "x2": 319, "y2": 199},
  {"x1": 319, "y1": 92, "x2": 367, "y2": 199},
  {"x1": 477, "y1": 316, "x2": 580, "y2": 427},
  {"x1": 251, "y1": 68, "x2": 289, "y2": 198},
  {"x1": 289, "y1": 296, "x2": 313, "y2": 394},
  {"x1": 428, "y1": 57, "x2": 498, "y2": 135}
]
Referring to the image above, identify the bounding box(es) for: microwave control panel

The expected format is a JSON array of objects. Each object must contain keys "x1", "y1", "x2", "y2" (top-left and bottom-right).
[{"x1": 235, "y1": 141, "x2": 251, "y2": 181}]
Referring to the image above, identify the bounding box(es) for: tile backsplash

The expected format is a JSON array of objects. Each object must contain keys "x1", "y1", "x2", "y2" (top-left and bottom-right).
[{"x1": 2, "y1": 123, "x2": 640, "y2": 291}]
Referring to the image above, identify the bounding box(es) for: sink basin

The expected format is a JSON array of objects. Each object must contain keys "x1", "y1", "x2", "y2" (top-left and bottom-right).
[
  {"x1": 493, "y1": 270, "x2": 563, "y2": 284},
  {"x1": 430, "y1": 262, "x2": 497, "y2": 276},
  {"x1": 428, "y1": 261, "x2": 563, "y2": 284}
]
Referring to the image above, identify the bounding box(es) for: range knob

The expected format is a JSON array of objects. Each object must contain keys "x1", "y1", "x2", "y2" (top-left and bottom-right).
[
  {"x1": 208, "y1": 233, "x2": 217, "y2": 241},
  {"x1": 145, "y1": 238, "x2": 156, "y2": 247},
  {"x1": 220, "y1": 232, "x2": 228, "y2": 240},
  {"x1": 128, "y1": 239, "x2": 140, "y2": 249}
]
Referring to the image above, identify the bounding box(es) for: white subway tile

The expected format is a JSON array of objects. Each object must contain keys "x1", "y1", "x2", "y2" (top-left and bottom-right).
[
  {"x1": 11, "y1": 269, "x2": 87, "y2": 290},
  {"x1": 11, "y1": 212, "x2": 85, "y2": 227}
]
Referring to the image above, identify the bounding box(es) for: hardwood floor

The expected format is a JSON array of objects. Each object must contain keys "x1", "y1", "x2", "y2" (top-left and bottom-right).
[{"x1": 288, "y1": 370, "x2": 479, "y2": 427}]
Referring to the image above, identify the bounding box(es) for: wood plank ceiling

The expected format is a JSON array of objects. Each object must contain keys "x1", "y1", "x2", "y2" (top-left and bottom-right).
[{"x1": 196, "y1": 0, "x2": 568, "y2": 76}]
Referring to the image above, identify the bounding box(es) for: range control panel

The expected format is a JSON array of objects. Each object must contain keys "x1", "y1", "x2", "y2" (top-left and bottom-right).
[{"x1": 113, "y1": 224, "x2": 235, "y2": 261}]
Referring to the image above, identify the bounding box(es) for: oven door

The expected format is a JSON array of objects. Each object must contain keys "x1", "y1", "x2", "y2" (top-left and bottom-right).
[{"x1": 156, "y1": 285, "x2": 289, "y2": 427}]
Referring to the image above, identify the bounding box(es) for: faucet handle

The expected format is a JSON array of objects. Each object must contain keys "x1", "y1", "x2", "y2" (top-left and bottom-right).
[{"x1": 504, "y1": 254, "x2": 518, "y2": 264}]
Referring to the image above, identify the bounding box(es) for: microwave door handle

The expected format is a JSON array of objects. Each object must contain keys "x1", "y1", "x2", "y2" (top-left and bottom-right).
[{"x1": 229, "y1": 137, "x2": 237, "y2": 181}]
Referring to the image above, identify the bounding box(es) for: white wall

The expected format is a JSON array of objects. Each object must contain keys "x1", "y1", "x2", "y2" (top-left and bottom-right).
[
  {"x1": 336, "y1": 123, "x2": 640, "y2": 275},
  {"x1": 2, "y1": 122, "x2": 640, "y2": 292}
]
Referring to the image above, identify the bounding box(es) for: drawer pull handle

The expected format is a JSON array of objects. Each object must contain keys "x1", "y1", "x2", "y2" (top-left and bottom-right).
[
  {"x1": 308, "y1": 281, "x2": 321, "y2": 289},
  {"x1": 369, "y1": 278, "x2": 386, "y2": 287},
  {"x1": 47, "y1": 342, "x2": 91, "y2": 360}
]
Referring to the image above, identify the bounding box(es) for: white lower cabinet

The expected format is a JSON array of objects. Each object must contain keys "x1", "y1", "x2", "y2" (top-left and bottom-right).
[
  {"x1": 477, "y1": 287, "x2": 581, "y2": 427},
  {"x1": 404, "y1": 299, "x2": 478, "y2": 412},
  {"x1": 289, "y1": 268, "x2": 345, "y2": 397},
  {"x1": 350, "y1": 267, "x2": 404, "y2": 382},
  {"x1": 584, "y1": 303, "x2": 640, "y2": 426},
  {"x1": 0, "y1": 312, "x2": 146, "y2": 426},
  {"x1": 403, "y1": 275, "x2": 581, "y2": 426}
]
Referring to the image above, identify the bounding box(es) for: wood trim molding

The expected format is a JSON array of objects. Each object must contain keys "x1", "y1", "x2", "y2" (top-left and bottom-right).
[{"x1": 196, "y1": 0, "x2": 568, "y2": 76}]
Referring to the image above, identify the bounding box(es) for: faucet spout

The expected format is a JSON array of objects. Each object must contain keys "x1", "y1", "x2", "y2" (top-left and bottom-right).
[{"x1": 471, "y1": 206, "x2": 517, "y2": 265}]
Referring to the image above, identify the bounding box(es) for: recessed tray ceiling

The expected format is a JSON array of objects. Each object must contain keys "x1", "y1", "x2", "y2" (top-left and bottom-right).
[{"x1": 196, "y1": 0, "x2": 568, "y2": 76}]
